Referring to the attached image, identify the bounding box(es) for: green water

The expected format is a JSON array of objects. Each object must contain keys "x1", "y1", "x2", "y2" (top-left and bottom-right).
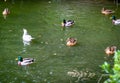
[{"x1": 0, "y1": 0, "x2": 120, "y2": 83}]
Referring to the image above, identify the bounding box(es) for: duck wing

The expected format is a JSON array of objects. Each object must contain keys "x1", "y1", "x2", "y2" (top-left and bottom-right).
[
  {"x1": 114, "y1": 19, "x2": 120, "y2": 25},
  {"x1": 105, "y1": 9, "x2": 115, "y2": 13},
  {"x1": 65, "y1": 21, "x2": 74, "y2": 27}
]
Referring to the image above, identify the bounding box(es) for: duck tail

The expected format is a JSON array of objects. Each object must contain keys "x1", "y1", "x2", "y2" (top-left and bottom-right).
[
  {"x1": 71, "y1": 20, "x2": 74, "y2": 24},
  {"x1": 67, "y1": 20, "x2": 74, "y2": 24},
  {"x1": 31, "y1": 37, "x2": 35, "y2": 40},
  {"x1": 32, "y1": 59, "x2": 34, "y2": 62}
]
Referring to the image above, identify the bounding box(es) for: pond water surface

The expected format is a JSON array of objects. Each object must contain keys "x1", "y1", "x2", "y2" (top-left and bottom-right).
[{"x1": 0, "y1": 0, "x2": 120, "y2": 83}]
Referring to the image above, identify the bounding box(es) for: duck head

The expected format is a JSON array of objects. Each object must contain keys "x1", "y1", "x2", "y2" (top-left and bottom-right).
[
  {"x1": 101, "y1": 7, "x2": 105, "y2": 11},
  {"x1": 101, "y1": 7, "x2": 106, "y2": 14},
  {"x1": 61, "y1": 19, "x2": 66, "y2": 27},
  {"x1": 111, "y1": 16, "x2": 117, "y2": 24},
  {"x1": 111, "y1": 16, "x2": 116, "y2": 20},
  {"x1": 18, "y1": 56, "x2": 23, "y2": 62},
  {"x1": 63, "y1": 19, "x2": 66, "y2": 24}
]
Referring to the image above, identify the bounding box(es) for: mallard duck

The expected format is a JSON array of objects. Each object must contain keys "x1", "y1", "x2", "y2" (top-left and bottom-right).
[
  {"x1": 105, "y1": 46, "x2": 116, "y2": 56},
  {"x1": 111, "y1": 16, "x2": 120, "y2": 25},
  {"x1": 22, "y1": 28, "x2": 34, "y2": 46},
  {"x1": 61, "y1": 19, "x2": 74, "y2": 27},
  {"x1": 17, "y1": 56, "x2": 34, "y2": 66},
  {"x1": 2, "y1": 8, "x2": 10, "y2": 19},
  {"x1": 66, "y1": 37, "x2": 77, "y2": 46},
  {"x1": 101, "y1": 8, "x2": 115, "y2": 15}
]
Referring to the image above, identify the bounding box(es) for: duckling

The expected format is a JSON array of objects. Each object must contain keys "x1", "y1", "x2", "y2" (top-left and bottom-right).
[
  {"x1": 105, "y1": 46, "x2": 116, "y2": 56},
  {"x1": 111, "y1": 16, "x2": 120, "y2": 25},
  {"x1": 101, "y1": 7, "x2": 115, "y2": 15},
  {"x1": 17, "y1": 56, "x2": 34, "y2": 66},
  {"x1": 22, "y1": 28, "x2": 34, "y2": 46},
  {"x1": 66, "y1": 37, "x2": 77, "y2": 46},
  {"x1": 61, "y1": 19, "x2": 74, "y2": 27},
  {"x1": 2, "y1": 8, "x2": 10, "y2": 19}
]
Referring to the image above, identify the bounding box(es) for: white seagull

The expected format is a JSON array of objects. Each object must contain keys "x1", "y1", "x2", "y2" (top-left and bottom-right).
[{"x1": 22, "y1": 28, "x2": 34, "y2": 46}]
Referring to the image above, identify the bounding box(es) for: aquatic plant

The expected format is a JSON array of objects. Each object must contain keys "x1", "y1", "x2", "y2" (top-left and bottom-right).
[{"x1": 99, "y1": 50, "x2": 120, "y2": 83}]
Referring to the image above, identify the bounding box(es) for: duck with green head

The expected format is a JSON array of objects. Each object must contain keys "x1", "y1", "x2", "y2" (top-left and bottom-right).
[
  {"x1": 101, "y1": 7, "x2": 115, "y2": 15},
  {"x1": 111, "y1": 16, "x2": 120, "y2": 25},
  {"x1": 17, "y1": 56, "x2": 34, "y2": 66}
]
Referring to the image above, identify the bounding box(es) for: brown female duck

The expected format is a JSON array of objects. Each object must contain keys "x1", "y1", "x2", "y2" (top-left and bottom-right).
[
  {"x1": 66, "y1": 38, "x2": 77, "y2": 46},
  {"x1": 101, "y1": 8, "x2": 115, "y2": 15},
  {"x1": 105, "y1": 46, "x2": 116, "y2": 56}
]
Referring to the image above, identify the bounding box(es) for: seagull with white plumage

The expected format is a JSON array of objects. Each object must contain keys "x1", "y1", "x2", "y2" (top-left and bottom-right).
[{"x1": 22, "y1": 28, "x2": 34, "y2": 46}]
